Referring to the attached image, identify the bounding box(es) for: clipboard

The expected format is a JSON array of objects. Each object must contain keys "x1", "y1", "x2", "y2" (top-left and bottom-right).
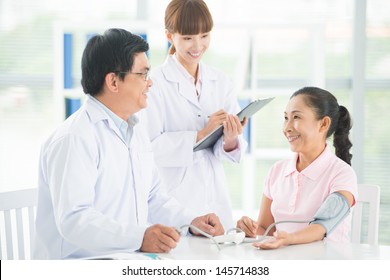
[{"x1": 193, "y1": 97, "x2": 274, "y2": 151}]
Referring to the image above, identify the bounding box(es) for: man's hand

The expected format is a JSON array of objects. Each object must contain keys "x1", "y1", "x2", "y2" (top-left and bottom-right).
[
  {"x1": 190, "y1": 213, "x2": 224, "y2": 236},
  {"x1": 140, "y1": 224, "x2": 180, "y2": 253}
]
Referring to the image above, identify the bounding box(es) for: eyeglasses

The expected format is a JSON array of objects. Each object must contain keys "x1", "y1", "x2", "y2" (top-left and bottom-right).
[{"x1": 115, "y1": 69, "x2": 150, "y2": 81}]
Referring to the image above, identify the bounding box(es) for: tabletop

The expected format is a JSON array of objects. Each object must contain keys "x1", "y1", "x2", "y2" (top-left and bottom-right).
[{"x1": 157, "y1": 236, "x2": 390, "y2": 260}]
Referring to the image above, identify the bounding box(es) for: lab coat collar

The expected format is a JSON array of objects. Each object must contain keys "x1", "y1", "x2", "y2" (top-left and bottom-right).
[
  {"x1": 161, "y1": 55, "x2": 217, "y2": 109},
  {"x1": 84, "y1": 96, "x2": 128, "y2": 145},
  {"x1": 162, "y1": 55, "x2": 218, "y2": 82}
]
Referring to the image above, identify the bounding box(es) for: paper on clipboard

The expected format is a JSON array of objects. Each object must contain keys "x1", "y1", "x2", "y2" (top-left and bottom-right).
[{"x1": 193, "y1": 97, "x2": 274, "y2": 152}]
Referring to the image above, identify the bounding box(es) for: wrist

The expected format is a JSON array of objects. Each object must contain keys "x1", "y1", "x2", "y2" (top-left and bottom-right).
[
  {"x1": 197, "y1": 131, "x2": 205, "y2": 142},
  {"x1": 223, "y1": 137, "x2": 238, "y2": 152},
  {"x1": 285, "y1": 232, "x2": 295, "y2": 245}
]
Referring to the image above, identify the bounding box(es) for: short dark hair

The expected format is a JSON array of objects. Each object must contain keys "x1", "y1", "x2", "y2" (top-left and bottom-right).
[
  {"x1": 81, "y1": 28, "x2": 149, "y2": 96},
  {"x1": 291, "y1": 86, "x2": 353, "y2": 165}
]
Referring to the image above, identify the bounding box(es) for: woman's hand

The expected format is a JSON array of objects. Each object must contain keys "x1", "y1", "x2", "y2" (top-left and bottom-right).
[
  {"x1": 223, "y1": 116, "x2": 248, "y2": 152},
  {"x1": 197, "y1": 109, "x2": 227, "y2": 142},
  {"x1": 236, "y1": 216, "x2": 258, "y2": 237},
  {"x1": 252, "y1": 231, "x2": 290, "y2": 250}
]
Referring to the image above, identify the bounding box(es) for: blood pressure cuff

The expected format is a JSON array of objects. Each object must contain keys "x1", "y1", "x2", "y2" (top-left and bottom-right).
[{"x1": 310, "y1": 192, "x2": 350, "y2": 236}]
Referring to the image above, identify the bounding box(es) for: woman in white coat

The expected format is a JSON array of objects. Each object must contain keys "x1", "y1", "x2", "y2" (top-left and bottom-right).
[{"x1": 146, "y1": 0, "x2": 248, "y2": 230}]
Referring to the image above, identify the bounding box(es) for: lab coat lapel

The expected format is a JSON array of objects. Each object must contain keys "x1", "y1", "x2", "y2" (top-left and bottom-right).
[
  {"x1": 198, "y1": 64, "x2": 218, "y2": 105},
  {"x1": 162, "y1": 57, "x2": 202, "y2": 110},
  {"x1": 178, "y1": 81, "x2": 201, "y2": 109},
  {"x1": 84, "y1": 97, "x2": 127, "y2": 146}
]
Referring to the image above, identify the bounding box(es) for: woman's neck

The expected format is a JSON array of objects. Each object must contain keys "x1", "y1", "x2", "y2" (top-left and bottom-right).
[
  {"x1": 175, "y1": 55, "x2": 199, "y2": 80},
  {"x1": 296, "y1": 144, "x2": 326, "y2": 172}
]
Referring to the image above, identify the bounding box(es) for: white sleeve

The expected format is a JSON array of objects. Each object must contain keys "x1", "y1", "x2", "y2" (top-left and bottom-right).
[
  {"x1": 147, "y1": 163, "x2": 197, "y2": 226},
  {"x1": 44, "y1": 134, "x2": 146, "y2": 252}
]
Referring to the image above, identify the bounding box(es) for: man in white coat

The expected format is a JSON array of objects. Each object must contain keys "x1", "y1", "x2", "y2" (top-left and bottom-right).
[{"x1": 33, "y1": 28, "x2": 224, "y2": 259}]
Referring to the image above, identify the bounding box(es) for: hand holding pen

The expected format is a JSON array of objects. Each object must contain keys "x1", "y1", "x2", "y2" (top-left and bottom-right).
[
  {"x1": 196, "y1": 109, "x2": 247, "y2": 144},
  {"x1": 196, "y1": 109, "x2": 227, "y2": 142}
]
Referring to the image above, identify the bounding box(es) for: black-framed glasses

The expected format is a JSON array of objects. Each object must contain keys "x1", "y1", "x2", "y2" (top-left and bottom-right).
[{"x1": 115, "y1": 69, "x2": 150, "y2": 81}]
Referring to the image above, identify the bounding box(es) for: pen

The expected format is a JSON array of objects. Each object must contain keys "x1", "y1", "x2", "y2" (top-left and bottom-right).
[{"x1": 143, "y1": 253, "x2": 162, "y2": 260}]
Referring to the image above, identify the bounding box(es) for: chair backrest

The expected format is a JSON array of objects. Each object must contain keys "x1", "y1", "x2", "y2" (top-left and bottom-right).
[
  {"x1": 0, "y1": 188, "x2": 38, "y2": 259},
  {"x1": 351, "y1": 184, "x2": 380, "y2": 245}
]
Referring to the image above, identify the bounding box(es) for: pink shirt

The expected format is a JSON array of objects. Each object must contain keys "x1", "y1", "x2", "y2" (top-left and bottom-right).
[{"x1": 263, "y1": 145, "x2": 358, "y2": 242}]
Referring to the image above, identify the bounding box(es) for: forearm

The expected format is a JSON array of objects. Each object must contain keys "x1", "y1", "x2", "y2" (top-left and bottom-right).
[
  {"x1": 59, "y1": 210, "x2": 146, "y2": 252},
  {"x1": 256, "y1": 225, "x2": 270, "y2": 236},
  {"x1": 287, "y1": 224, "x2": 326, "y2": 245},
  {"x1": 214, "y1": 135, "x2": 248, "y2": 162}
]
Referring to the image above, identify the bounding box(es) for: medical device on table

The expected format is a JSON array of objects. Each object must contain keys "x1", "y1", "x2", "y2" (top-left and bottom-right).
[{"x1": 179, "y1": 192, "x2": 350, "y2": 250}]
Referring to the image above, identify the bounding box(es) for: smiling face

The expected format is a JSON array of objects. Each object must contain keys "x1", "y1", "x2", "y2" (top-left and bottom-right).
[
  {"x1": 167, "y1": 31, "x2": 210, "y2": 75},
  {"x1": 283, "y1": 95, "x2": 328, "y2": 158},
  {"x1": 101, "y1": 52, "x2": 153, "y2": 119},
  {"x1": 118, "y1": 52, "x2": 151, "y2": 112}
]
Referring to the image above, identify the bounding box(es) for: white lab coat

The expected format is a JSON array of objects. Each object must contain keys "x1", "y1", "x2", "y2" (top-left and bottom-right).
[
  {"x1": 146, "y1": 55, "x2": 248, "y2": 230},
  {"x1": 33, "y1": 97, "x2": 196, "y2": 259}
]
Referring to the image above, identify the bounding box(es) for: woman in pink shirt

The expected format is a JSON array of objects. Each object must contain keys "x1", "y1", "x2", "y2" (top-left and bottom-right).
[{"x1": 237, "y1": 87, "x2": 358, "y2": 249}]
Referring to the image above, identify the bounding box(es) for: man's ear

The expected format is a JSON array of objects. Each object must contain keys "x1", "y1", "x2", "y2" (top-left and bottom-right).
[
  {"x1": 105, "y1": 72, "x2": 119, "y2": 93},
  {"x1": 320, "y1": 116, "x2": 331, "y2": 132}
]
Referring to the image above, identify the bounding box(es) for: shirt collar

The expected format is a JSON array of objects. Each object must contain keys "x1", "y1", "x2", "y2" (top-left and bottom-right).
[
  {"x1": 89, "y1": 96, "x2": 138, "y2": 140},
  {"x1": 172, "y1": 54, "x2": 203, "y2": 87},
  {"x1": 283, "y1": 145, "x2": 334, "y2": 180}
]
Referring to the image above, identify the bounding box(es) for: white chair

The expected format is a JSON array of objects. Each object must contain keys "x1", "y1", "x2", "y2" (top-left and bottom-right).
[
  {"x1": 0, "y1": 188, "x2": 38, "y2": 259},
  {"x1": 351, "y1": 184, "x2": 380, "y2": 245}
]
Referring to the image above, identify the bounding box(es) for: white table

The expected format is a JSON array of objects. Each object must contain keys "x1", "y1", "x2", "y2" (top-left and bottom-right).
[
  {"x1": 4, "y1": 238, "x2": 389, "y2": 280},
  {"x1": 157, "y1": 236, "x2": 390, "y2": 260}
]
